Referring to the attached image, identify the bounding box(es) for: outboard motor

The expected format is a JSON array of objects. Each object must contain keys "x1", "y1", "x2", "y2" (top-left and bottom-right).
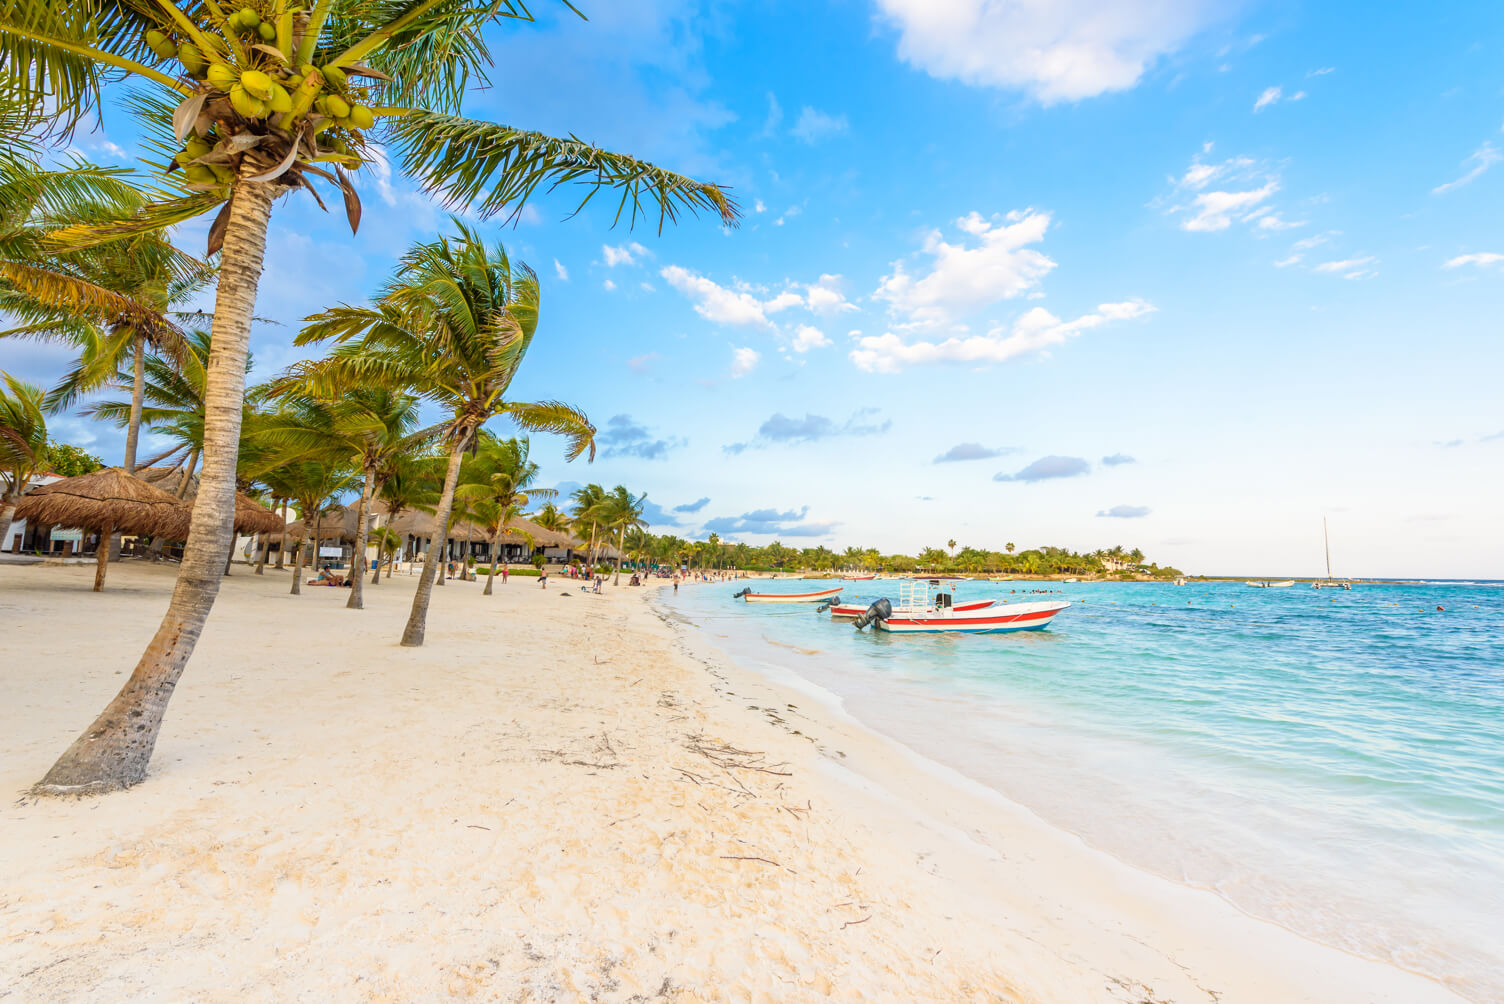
[
  {"x1": 852, "y1": 597, "x2": 892, "y2": 630},
  {"x1": 732, "y1": 588, "x2": 751, "y2": 599},
  {"x1": 815, "y1": 595, "x2": 841, "y2": 613}
]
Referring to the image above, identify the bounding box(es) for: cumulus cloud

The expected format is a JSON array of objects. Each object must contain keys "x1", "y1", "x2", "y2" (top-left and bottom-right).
[
  {"x1": 662, "y1": 266, "x2": 774, "y2": 326},
  {"x1": 1433, "y1": 142, "x2": 1501, "y2": 195},
  {"x1": 724, "y1": 409, "x2": 890, "y2": 454},
  {"x1": 791, "y1": 106, "x2": 849, "y2": 143},
  {"x1": 791, "y1": 324, "x2": 830, "y2": 353},
  {"x1": 730, "y1": 346, "x2": 760, "y2": 378},
  {"x1": 703, "y1": 506, "x2": 838, "y2": 539},
  {"x1": 1097, "y1": 505, "x2": 1152, "y2": 518},
  {"x1": 638, "y1": 497, "x2": 682, "y2": 527},
  {"x1": 1253, "y1": 85, "x2": 1282, "y2": 112},
  {"x1": 602, "y1": 279, "x2": 616, "y2": 291},
  {"x1": 674, "y1": 497, "x2": 711, "y2": 513},
  {"x1": 803, "y1": 274, "x2": 857, "y2": 314},
  {"x1": 597, "y1": 414, "x2": 686, "y2": 460},
  {"x1": 602, "y1": 242, "x2": 651, "y2": 267},
  {"x1": 1167, "y1": 149, "x2": 1290, "y2": 234},
  {"x1": 874, "y1": 210, "x2": 1055, "y2": 327},
  {"x1": 934, "y1": 443, "x2": 1020, "y2": 463},
  {"x1": 1444, "y1": 252, "x2": 1504, "y2": 269},
  {"x1": 994, "y1": 455, "x2": 1092, "y2": 483},
  {"x1": 872, "y1": 0, "x2": 1213, "y2": 104},
  {"x1": 1101, "y1": 453, "x2": 1136, "y2": 466},
  {"x1": 851, "y1": 300, "x2": 1154, "y2": 373}
]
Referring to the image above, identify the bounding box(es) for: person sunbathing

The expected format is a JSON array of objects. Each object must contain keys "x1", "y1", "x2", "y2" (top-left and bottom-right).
[{"x1": 308, "y1": 567, "x2": 345, "y2": 586}]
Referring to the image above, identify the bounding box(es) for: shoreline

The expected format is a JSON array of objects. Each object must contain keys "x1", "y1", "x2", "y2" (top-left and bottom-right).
[
  {"x1": 653, "y1": 581, "x2": 1471, "y2": 1003},
  {"x1": 0, "y1": 563, "x2": 1467, "y2": 1001}
]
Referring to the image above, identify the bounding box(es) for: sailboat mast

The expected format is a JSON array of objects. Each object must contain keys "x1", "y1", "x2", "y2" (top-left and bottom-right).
[{"x1": 1324, "y1": 516, "x2": 1332, "y2": 581}]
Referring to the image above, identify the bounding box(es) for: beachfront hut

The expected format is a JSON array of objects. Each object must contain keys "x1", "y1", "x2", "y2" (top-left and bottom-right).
[
  {"x1": 280, "y1": 505, "x2": 363, "y2": 569},
  {"x1": 10, "y1": 468, "x2": 187, "y2": 591},
  {"x1": 233, "y1": 494, "x2": 285, "y2": 536}
]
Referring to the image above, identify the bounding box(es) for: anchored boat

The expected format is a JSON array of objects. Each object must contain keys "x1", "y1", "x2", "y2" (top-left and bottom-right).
[
  {"x1": 733, "y1": 586, "x2": 843, "y2": 604},
  {"x1": 825, "y1": 597, "x2": 993, "y2": 619},
  {"x1": 851, "y1": 580, "x2": 1069, "y2": 635},
  {"x1": 1246, "y1": 580, "x2": 1295, "y2": 588}
]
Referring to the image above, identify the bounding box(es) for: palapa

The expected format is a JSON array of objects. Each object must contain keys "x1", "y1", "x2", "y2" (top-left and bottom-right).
[
  {"x1": 234, "y1": 493, "x2": 285, "y2": 535},
  {"x1": 11, "y1": 468, "x2": 188, "y2": 591}
]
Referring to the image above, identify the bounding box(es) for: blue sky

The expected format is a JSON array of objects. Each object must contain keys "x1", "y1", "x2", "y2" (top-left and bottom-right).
[{"x1": 7, "y1": 0, "x2": 1504, "y2": 577}]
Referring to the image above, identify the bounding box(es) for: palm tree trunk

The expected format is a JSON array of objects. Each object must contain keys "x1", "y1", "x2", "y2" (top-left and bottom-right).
[
  {"x1": 93, "y1": 520, "x2": 114, "y2": 592},
  {"x1": 485, "y1": 530, "x2": 500, "y2": 596},
  {"x1": 614, "y1": 526, "x2": 624, "y2": 586},
  {"x1": 255, "y1": 532, "x2": 268, "y2": 575},
  {"x1": 175, "y1": 449, "x2": 198, "y2": 497},
  {"x1": 123, "y1": 331, "x2": 146, "y2": 472},
  {"x1": 275, "y1": 496, "x2": 286, "y2": 568},
  {"x1": 401, "y1": 439, "x2": 466, "y2": 647},
  {"x1": 290, "y1": 528, "x2": 305, "y2": 595},
  {"x1": 347, "y1": 466, "x2": 374, "y2": 610},
  {"x1": 34, "y1": 179, "x2": 276, "y2": 795}
]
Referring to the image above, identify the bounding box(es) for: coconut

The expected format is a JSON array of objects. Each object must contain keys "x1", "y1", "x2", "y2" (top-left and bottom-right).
[
  {"x1": 239, "y1": 8, "x2": 260, "y2": 28},
  {"x1": 321, "y1": 64, "x2": 347, "y2": 89},
  {"x1": 348, "y1": 105, "x2": 375, "y2": 130},
  {"x1": 178, "y1": 42, "x2": 205, "y2": 74},
  {"x1": 266, "y1": 83, "x2": 293, "y2": 114},
  {"x1": 184, "y1": 164, "x2": 216, "y2": 185},
  {"x1": 258, "y1": 22, "x2": 276, "y2": 42},
  {"x1": 324, "y1": 94, "x2": 351, "y2": 119},
  {"x1": 229, "y1": 84, "x2": 267, "y2": 118},
  {"x1": 207, "y1": 63, "x2": 237, "y2": 89},
  {"x1": 240, "y1": 69, "x2": 274, "y2": 100}
]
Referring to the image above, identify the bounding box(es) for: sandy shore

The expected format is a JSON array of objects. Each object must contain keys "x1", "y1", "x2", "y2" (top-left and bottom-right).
[{"x1": 0, "y1": 562, "x2": 1463, "y2": 1002}]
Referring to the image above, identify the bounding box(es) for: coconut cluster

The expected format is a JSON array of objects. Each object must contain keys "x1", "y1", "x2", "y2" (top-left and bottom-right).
[{"x1": 143, "y1": 5, "x2": 377, "y2": 188}]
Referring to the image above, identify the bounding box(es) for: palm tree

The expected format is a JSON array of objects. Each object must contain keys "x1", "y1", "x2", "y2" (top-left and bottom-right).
[
  {"x1": 258, "y1": 387, "x2": 433, "y2": 609},
  {"x1": 12, "y1": 1, "x2": 736, "y2": 794},
  {"x1": 1006, "y1": 541, "x2": 1016, "y2": 555},
  {"x1": 287, "y1": 228, "x2": 595, "y2": 646},
  {"x1": 266, "y1": 458, "x2": 360, "y2": 595},
  {"x1": 454, "y1": 434, "x2": 553, "y2": 596},
  {"x1": 570, "y1": 483, "x2": 608, "y2": 570},
  {"x1": 370, "y1": 452, "x2": 440, "y2": 583},
  {"x1": 531, "y1": 501, "x2": 569, "y2": 534},
  {"x1": 369, "y1": 525, "x2": 403, "y2": 581},
  {"x1": 0, "y1": 372, "x2": 48, "y2": 549},
  {"x1": 599, "y1": 484, "x2": 646, "y2": 586},
  {"x1": 0, "y1": 195, "x2": 213, "y2": 474},
  {"x1": 947, "y1": 538, "x2": 957, "y2": 559}
]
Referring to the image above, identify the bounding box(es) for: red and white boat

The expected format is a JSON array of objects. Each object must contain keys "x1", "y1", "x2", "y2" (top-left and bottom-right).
[
  {"x1": 854, "y1": 580, "x2": 1068, "y2": 635},
  {"x1": 827, "y1": 598, "x2": 993, "y2": 619},
  {"x1": 876, "y1": 600, "x2": 1069, "y2": 634},
  {"x1": 735, "y1": 586, "x2": 843, "y2": 604},
  {"x1": 843, "y1": 574, "x2": 876, "y2": 580}
]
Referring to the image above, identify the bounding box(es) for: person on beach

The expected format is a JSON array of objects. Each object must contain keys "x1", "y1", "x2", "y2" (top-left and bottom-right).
[
  {"x1": 539, "y1": 569, "x2": 548, "y2": 589},
  {"x1": 501, "y1": 565, "x2": 508, "y2": 584},
  {"x1": 673, "y1": 578, "x2": 679, "y2": 594}
]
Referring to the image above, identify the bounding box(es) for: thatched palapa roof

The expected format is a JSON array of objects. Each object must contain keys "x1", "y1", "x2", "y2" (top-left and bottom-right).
[
  {"x1": 13, "y1": 468, "x2": 188, "y2": 538},
  {"x1": 234, "y1": 493, "x2": 285, "y2": 535}
]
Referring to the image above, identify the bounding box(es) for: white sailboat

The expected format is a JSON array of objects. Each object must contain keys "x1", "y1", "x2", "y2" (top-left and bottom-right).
[{"x1": 1311, "y1": 517, "x2": 1353, "y2": 590}]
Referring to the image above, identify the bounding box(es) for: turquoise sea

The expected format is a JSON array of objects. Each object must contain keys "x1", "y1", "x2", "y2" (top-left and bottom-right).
[{"x1": 665, "y1": 578, "x2": 1504, "y2": 1001}]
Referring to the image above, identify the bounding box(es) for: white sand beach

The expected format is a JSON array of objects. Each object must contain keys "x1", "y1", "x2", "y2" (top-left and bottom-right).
[{"x1": 0, "y1": 562, "x2": 1465, "y2": 1002}]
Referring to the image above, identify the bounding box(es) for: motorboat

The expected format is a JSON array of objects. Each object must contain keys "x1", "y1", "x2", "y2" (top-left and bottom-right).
[
  {"x1": 851, "y1": 580, "x2": 1068, "y2": 635},
  {"x1": 1246, "y1": 580, "x2": 1295, "y2": 588},
  {"x1": 825, "y1": 597, "x2": 994, "y2": 619},
  {"x1": 733, "y1": 586, "x2": 843, "y2": 603}
]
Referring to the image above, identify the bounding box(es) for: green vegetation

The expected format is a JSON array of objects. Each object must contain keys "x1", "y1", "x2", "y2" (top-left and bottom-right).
[{"x1": 41, "y1": 439, "x2": 104, "y2": 477}]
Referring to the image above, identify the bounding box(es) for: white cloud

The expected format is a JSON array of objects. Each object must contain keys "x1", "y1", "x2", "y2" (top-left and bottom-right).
[
  {"x1": 763, "y1": 290, "x2": 805, "y2": 314},
  {"x1": 1432, "y1": 142, "x2": 1502, "y2": 195},
  {"x1": 1308, "y1": 66, "x2": 1335, "y2": 76},
  {"x1": 754, "y1": 199, "x2": 767, "y2": 213},
  {"x1": 731, "y1": 346, "x2": 760, "y2": 378},
  {"x1": 602, "y1": 242, "x2": 651, "y2": 267},
  {"x1": 602, "y1": 279, "x2": 616, "y2": 291},
  {"x1": 803, "y1": 274, "x2": 857, "y2": 314},
  {"x1": 791, "y1": 325, "x2": 830, "y2": 353},
  {"x1": 850, "y1": 300, "x2": 1155, "y2": 373},
  {"x1": 1182, "y1": 182, "x2": 1278, "y2": 232},
  {"x1": 1257, "y1": 212, "x2": 1306, "y2": 230},
  {"x1": 661, "y1": 266, "x2": 773, "y2": 326},
  {"x1": 874, "y1": 210, "x2": 1055, "y2": 328},
  {"x1": 1443, "y1": 252, "x2": 1504, "y2": 269},
  {"x1": 791, "y1": 107, "x2": 849, "y2": 144},
  {"x1": 774, "y1": 205, "x2": 803, "y2": 227},
  {"x1": 1253, "y1": 86, "x2": 1282, "y2": 112},
  {"x1": 554, "y1": 259, "x2": 569, "y2": 281},
  {"x1": 873, "y1": 0, "x2": 1213, "y2": 104},
  {"x1": 1292, "y1": 231, "x2": 1338, "y2": 250},
  {"x1": 1312, "y1": 256, "x2": 1377, "y2": 279},
  {"x1": 1273, "y1": 254, "x2": 1303, "y2": 268},
  {"x1": 1289, "y1": 90, "x2": 1307, "y2": 101}
]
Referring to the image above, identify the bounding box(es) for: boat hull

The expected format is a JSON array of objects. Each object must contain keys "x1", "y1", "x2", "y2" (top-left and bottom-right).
[
  {"x1": 743, "y1": 587, "x2": 843, "y2": 603},
  {"x1": 875, "y1": 601, "x2": 1069, "y2": 634}
]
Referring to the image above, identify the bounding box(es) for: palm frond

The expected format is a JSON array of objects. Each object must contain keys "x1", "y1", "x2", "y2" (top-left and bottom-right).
[
  {"x1": 500, "y1": 399, "x2": 595, "y2": 462},
  {"x1": 43, "y1": 191, "x2": 227, "y2": 252},
  {"x1": 387, "y1": 112, "x2": 739, "y2": 232}
]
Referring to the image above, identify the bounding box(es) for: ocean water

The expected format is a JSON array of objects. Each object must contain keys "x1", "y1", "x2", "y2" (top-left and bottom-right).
[{"x1": 665, "y1": 579, "x2": 1504, "y2": 1001}]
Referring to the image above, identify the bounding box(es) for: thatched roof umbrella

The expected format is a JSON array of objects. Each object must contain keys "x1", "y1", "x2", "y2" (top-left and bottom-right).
[
  {"x1": 502, "y1": 515, "x2": 577, "y2": 551},
  {"x1": 233, "y1": 493, "x2": 285, "y2": 535},
  {"x1": 11, "y1": 468, "x2": 188, "y2": 591}
]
